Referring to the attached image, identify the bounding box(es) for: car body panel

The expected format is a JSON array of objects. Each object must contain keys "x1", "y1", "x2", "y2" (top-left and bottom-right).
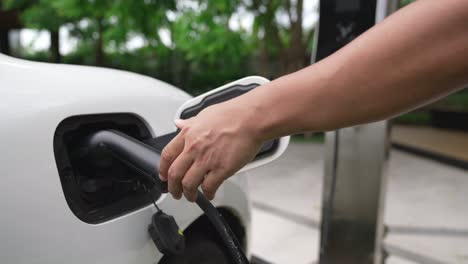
[{"x1": 0, "y1": 54, "x2": 251, "y2": 263}]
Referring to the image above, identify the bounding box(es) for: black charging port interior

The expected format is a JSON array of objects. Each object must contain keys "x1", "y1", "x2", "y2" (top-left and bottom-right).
[{"x1": 54, "y1": 113, "x2": 158, "y2": 224}]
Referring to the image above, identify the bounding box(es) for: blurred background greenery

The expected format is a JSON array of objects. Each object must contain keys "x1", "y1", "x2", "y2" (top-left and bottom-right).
[
  {"x1": 1, "y1": 0, "x2": 316, "y2": 95},
  {"x1": 0, "y1": 0, "x2": 466, "y2": 129}
]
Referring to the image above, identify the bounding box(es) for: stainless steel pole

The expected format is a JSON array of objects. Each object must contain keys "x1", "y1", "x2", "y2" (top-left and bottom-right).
[
  {"x1": 320, "y1": 123, "x2": 390, "y2": 264},
  {"x1": 316, "y1": 0, "x2": 398, "y2": 263}
]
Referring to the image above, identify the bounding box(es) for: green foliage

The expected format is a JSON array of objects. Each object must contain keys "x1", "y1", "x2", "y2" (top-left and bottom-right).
[
  {"x1": 21, "y1": 3, "x2": 63, "y2": 30},
  {"x1": 5, "y1": 0, "x2": 67, "y2": 30},
  {"x1": 400, "y1": 0, "x2": 414, "y2": 7},
  {"x1": 20, "y1": 50, "x2": 51, "y2": 62},
  {"x1": 433, "y1": 89, "x2": 468, "y2": 111},
  {"x1": 244, "y1": 0, "x2": 314, "y2": 76},
  {"x1": 8, "y1": 0, "x2": 312, "y2": 94},
  {"x1": 168, "y1": 2, "x2": 252, "y2": 93},
  {"x1": 249, "y1": 0, "x2": 284, "y2": 54},
  {"x1": 393, "y1": 111, "x2": 431, "y2": 126},
  {"x1": 291, "y1": 133, "x2": 325, "y2": 144},
  {"x1": 393, "y1": 90, "x2": 468, "y2": 126},
  {"x1": 3, "y1": 0, "x2": 32, "y2": 9}
]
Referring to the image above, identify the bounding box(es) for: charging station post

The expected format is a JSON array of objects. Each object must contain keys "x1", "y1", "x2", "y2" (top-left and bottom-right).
[{"x1": 313, "y1": 1, "x2": 399, "y2": 263}]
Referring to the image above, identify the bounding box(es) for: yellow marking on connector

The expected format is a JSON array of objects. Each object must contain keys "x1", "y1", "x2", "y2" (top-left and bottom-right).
[{"x1": 178, "y1": 229, "x2": 184, "y2": 236}]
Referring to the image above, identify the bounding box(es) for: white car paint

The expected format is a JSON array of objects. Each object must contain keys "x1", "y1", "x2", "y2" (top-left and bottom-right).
[{"x1": 0, "y1": 54, "x2": 253, "y2": 264}]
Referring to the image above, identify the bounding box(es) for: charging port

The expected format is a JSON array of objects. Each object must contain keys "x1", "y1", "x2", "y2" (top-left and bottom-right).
[{"x1": 54, "y1": 113, "x2": 158, "y2": 224}]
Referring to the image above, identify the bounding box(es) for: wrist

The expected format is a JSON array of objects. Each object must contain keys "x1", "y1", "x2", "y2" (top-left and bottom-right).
[{"x1": 235, "y1": 80, "x2": 283, "y2": 143}]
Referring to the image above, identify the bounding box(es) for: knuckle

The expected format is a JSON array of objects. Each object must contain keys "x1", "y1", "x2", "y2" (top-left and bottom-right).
[
  {"x1": 167, "y1": 168, "x2": 180, "y2": 182},
  {"x1": 161, "y1": 149, "x2": 174, "y2": 163},
  {"x1": 182, "y1": 179, "x2": 195, "y2": 191},
  {"x1": 202, "y1": 184, "x2": 215, "y2": 196},
  {"x1": 213, "y1": 160, "x2": 226, "y2": 172},
  {"x1": 180, "y1": 125, "x2": 190, "y2": 134},
  {"x1": 186, "y1": 140, "x2": 201, "y2": 153},
  {"x1": 200, "y1": 129, "x2": 213, "y2": 141},
  {"x1": 187, "y1": 135, "x2": 209, "y2": 153}
]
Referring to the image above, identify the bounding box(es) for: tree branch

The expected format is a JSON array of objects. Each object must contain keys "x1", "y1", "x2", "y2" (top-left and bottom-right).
[{"x1": 285, "y1": 0, "x2": 293, "y2": 24}]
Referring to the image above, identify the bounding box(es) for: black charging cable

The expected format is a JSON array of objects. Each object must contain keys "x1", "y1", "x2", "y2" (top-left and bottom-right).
[
  {"x1": 194, "y1": 190, "x2": 249, "y2": 264},
  {"x1": 85, "y1": 130, "x2": 249, "y2": 264}
]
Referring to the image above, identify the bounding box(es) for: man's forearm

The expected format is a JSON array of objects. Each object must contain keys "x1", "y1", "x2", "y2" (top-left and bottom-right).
[
  {"x1": 237, "y1": 0, "x2": 468, "y2": 141},
  {"x1": 159, "y1": 0, "x2": 468, "y2": 201}
]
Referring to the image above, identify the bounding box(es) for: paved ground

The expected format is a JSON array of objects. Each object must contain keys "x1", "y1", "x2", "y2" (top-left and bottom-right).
[{"x1": 248, "y1": 141, "x2": 468, "y2": 264}]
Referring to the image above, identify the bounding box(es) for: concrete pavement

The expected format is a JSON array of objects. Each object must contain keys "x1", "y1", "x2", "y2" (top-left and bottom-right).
[
  {"x1": 248, "y1": 141, "x2": 468, "y2": 264},
  {"x1": 392, "y1": 125, "x2": 468, "y2": 164}
]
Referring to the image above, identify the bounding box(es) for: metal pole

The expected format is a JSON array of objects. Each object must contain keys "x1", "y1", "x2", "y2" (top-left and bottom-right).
[
  {"x1": 314, "y1": 0, "x2": 399, "y2": 263},
  {"x1": 320, "y1": 123, "x2": 390, "y2": 264}
]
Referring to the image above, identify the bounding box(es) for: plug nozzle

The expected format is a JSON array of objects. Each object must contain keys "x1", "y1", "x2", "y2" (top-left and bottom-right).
[{"x1": 84, "y1": 130, "x2": 168, "y2": 193}]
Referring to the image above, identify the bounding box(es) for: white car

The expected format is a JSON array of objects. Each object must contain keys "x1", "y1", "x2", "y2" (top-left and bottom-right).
[{"x1": 0, "y1": 54, "x2": 288, "y2": 264}]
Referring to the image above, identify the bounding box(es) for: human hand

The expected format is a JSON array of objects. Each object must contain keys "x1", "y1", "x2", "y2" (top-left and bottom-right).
[{"x1": 159, "y1": 102, "x2": 263, "y2": 202}]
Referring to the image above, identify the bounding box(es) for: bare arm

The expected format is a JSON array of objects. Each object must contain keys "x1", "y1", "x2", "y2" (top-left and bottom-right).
[
  {"x1": 246, "y1": 0, "x2": 468, "y2": 140},
  {"x1": 159, "y1": 0, "x2": 468, "y2": 202}
]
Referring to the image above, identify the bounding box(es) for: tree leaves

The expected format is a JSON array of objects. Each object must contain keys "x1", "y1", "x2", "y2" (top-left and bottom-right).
[{"x1": 9, "y1": 0, "x2": 313, "y2": 93}]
